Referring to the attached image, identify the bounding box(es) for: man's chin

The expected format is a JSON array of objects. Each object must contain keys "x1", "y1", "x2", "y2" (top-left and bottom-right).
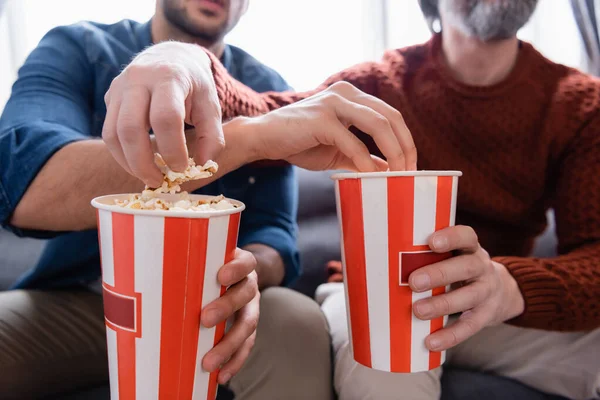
[{"x1": 182, "y1": 19, "x2": 226, "y2": 40}]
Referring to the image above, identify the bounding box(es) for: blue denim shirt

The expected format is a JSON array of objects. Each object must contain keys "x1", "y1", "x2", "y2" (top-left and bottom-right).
[{"x1": 0, "y1": 20, "x2": 299, "y2": 288}]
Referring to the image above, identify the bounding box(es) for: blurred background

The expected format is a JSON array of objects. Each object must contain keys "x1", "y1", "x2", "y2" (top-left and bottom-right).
[{"x1": 0, "y1": 0, "x2": 593, "y2": 112}]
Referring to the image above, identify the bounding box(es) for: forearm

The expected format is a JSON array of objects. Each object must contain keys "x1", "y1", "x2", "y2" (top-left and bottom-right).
[
  {"x1": 244, "y1": 243, "x2": 285, "y2": 290},
  {"x1": 10, "y1": 139, "x2": 142, "y2": 231},
  {"x1": 494, "y1": 241, "x2": 600, "y2": 331},
  {"x1": 10, "y1": 118, "x2": 258, "y2": 232},
  {"x1": 205, "y1": 49, "x2": 379, "y2": 120}
]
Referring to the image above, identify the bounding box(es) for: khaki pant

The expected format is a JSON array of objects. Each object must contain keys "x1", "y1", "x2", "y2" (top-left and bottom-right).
[
  {"x1": 0, "y1": 287, "x2": 334, "y2": 400},
  {"x1": 321, "y1": 284, "x2": 600, "y2": 400}
]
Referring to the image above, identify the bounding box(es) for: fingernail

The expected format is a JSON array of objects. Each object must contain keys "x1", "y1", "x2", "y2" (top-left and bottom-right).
[
  {"x1": 432, "y1": 235, "x2": 448, "y2": 250},
  {"x1": 412, "y1": 274, "x2": 430, "y2": 291},
  {"x1": 415, "y1": 302, "x2": 433, "y2": 317},
  {"x1": 204, "y1": 308, "x2": 223, "y2": 326},
  {"x1": 429, "y1": 338, "x2": 441, "y2": 350},
  {"x1": 220, "y1": 372, "x2": 232, "y2": 384}
]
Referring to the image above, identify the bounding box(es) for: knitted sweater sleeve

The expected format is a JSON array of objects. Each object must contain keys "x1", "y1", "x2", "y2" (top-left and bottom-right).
[
  {"x1": 204, "y1": 51, "x2": 382, "y2": 120},
  {"x1": 494, "y1": 114, "x2": 600, "y2": 332}
]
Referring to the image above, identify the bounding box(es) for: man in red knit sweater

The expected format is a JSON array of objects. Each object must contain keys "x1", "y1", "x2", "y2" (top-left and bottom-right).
[{"x1": 102, "y1": 0, "x2": 600, "y2": 399}]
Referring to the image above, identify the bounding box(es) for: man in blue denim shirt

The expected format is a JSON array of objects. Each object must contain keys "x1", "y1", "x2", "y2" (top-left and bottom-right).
[{"x1": 0, "y1": 1, "x2": 333, "y2": 398}]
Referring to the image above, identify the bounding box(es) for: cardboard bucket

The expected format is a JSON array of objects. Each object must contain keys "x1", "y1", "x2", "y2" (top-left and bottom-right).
[
  {"x1": 92, "y1": 193, "x2": 245, "y2": 399},
  {"x1": 332, "y1": 171, "x2": 461, "y2": 373}
]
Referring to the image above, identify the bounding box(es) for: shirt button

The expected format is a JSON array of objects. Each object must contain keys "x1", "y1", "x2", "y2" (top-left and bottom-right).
[{"x1": 248, "y1": 176, "x2": 256, "y2": 184}]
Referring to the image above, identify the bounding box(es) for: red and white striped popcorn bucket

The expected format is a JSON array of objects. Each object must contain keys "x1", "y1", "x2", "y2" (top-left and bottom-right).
[
  {"x1": 92, "y1": 194, "x2": 245, "y2": 400},
  {"x1": 332, "y1": 171, "x2": 462, "y2": 373}
]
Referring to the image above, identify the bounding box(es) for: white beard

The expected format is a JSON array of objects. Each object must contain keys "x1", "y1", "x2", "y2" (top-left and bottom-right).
[{"x1": 439, "y1": 0, "x2": 539, "y2": 41}]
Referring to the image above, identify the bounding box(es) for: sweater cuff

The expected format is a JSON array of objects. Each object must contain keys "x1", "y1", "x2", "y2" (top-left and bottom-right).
[
  {"x1": 493, "y1": 256, "x2": 570, "y2": 330},
  {"x1": 203, "y1": 49, "x2": 264, "y2": 121}
]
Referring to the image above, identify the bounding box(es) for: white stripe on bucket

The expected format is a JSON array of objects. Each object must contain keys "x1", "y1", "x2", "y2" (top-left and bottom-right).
[
  {"x1": 450, "y1": 177, "x2": 458, "y2": 226},
  {"x1": 134, "y1": 215, "x2": 165, "y2": 399},
  {"x1": 361, "y1": 177, "x2": 390, "y2": 371},
  {"x1": 192, "y1": 215, "x2": 229, "y2": 400},
  {"x1": 413, "y1": 176, "x2": 438, "y2": 246},
  {"x1": 411, "y1": 290, "x2": 433, "y2": 372},
  {"x1": 440, "y1": 285, "x2": 451, "y2": 365},
  {"x1": 106, "y1": 327, "x2": 120, "y2": 400},
  {"x1": 98, "y1": 209, "x2": 115, "y2": 286},
  {"x1": 335, "y1": 181, "x2": 354, "y2": 358}
]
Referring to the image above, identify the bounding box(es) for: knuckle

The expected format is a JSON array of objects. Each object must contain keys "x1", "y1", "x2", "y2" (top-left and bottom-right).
[
  {"x1": 152, "y1": 107, "x2": 184, "y2": 129},
  {"x1": 449, "y1": 329, "x2": 460, "y2": 347},
  {"x1": 102, "y1": 126, "x2": 116, "y2": 142},
  {"x1": 372, "y1": 113, "x2": 392, "y2": 130},
  {"x1": 438, "y1": 296, "x2": 452, "y2": 315},
  {"x1": 435, "y1": 265, "x2": 449, "y2": 285},
  {"x1": 463, "y1": 257, "x2": 480, "y2": 278},
  {"x1": 479, "y1": 248, "x2": 491, "y2": 263},
  {"x1": 324, "y1": 92, "x2": 343, "y2": 105},
  {"x1": 247, "y1": 275, "x2": 259, "y2": 295},
  {"x1": 153, "y1": 63, "x2": 177, "y2": 77},
  {"x1": 466, "y1": 226, "x2": 479, "y2": 243},
  {"x1": 330, "y1": 80, "x2": 355, "y2": 94},
  {"x1": 124, "y1": 63, "x2": 146, "y2": 76},
  {"x1": 467, "y1": 284, "x2": 485, "y2": 305},
  {"x1": 406, "y1": 143, "x2": 418, "y2": 160},
  {"x1": 461, "y1": 316, "x2": 479, "y2": 336},
  {"x1": 104, "y1": 89, "x2": 112, "y2": 105},
  {"x1": 246, "y1": 333, "x2": 257, "y2": 350},
  {"x1": 117, "y1": 117, "x2": 140, "y2": 137},
  {"x1": 481, "y1": 282, "x2": 493, "y2": 300},
  {"x1": 390, "y1": 107, "x2": 404, "y2": 121},
  {"x1": 243, "y1": 315, "x2": 258, "y2": 334},
  {"x1": 247, "y1": 254, "x2": 258, "y2": 271},
  {"x1": 117, "y1": 127, "x2": 141, "y2": 147}
]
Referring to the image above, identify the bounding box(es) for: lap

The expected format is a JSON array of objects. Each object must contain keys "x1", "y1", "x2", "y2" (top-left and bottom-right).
[
  {"x1": 0, "y1": 289, "x2": 107, "y2": 399},
  {"x1": 322, "y1": 288, "x2": 441, "y2": 400},
  {"x1": 448, "y1": 321, "x2": 600, "y2": 400},
  {"x1": 230, "y1": 287, "x2": 334, "y2": 400},
  {"x1": 321, "y1": 283, "x2": 600, "y2": 400},
  {"x1": 0, "y1": 287, "x2": 334, "y2": 400}
]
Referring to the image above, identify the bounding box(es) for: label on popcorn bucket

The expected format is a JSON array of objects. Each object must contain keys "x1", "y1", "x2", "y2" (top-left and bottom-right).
[
  {"x1": 92, "y1": 157, "x2": 246, "y2": 399},
  {"x1": 332, "y1": 170, "x2": 461, "y2": 374}
]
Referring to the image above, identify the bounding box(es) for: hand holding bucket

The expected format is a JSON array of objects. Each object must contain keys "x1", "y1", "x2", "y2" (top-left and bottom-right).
[{"x1": 332, "y1": 171, "x2": 461, "y2": 373}]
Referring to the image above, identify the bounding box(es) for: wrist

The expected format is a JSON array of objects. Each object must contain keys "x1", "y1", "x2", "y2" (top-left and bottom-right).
[
  {"x1": 494, "y1": 260, "x2": 525, "y2": 320},
  {"x1": 223, "y1": 117, "x2": 262, "y2": 165},
  {"x1": 222, "y1": 117, "x2": 262, "y2": 165}
]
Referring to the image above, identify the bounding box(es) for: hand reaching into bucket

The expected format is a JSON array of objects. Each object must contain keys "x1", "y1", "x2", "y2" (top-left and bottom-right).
[
  {"x1": 409, "y1": 225, "x2": 526, "y2": 352},
  {"x1": 244, "y1": 81, "x2": 417, "y2": 172}
]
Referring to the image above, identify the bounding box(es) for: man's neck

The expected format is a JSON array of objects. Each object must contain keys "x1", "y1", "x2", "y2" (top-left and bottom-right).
[
  {"x1": 151, "y1": 15, "x2": 225, "y2": 59},
  {"x1": 441, "y1": 24, "x2": 520, "y2": 86}
]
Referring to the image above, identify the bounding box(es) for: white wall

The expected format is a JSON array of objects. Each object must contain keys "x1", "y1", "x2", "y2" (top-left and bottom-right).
[{"x1": 0, "y1": 0, "x2": 589, "y2": 113}]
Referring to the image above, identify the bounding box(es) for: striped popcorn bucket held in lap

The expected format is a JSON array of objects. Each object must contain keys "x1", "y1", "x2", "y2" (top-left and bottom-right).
[
  {"x1": 92, "y1": 193, "x2": 245, "y2": 400},
  {"x1": 332, "y1": 171, "x2": 462, "y2": 373}
]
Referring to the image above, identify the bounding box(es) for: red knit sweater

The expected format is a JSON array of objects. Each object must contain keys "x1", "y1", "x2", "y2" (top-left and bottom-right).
[{"x1": 208, "y1": 34, "x2": 600, "y2": 332}]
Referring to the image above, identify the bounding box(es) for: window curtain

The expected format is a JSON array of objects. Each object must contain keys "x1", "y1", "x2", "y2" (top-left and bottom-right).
[
  {"x1": 571, "y1": 0, "x2": 600, "y2": 75},
  {"x1": 0, "y1": 0, "x2": 28, "y2": 113}
]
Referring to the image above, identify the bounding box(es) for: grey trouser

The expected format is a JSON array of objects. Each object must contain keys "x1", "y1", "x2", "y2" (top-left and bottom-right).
[
  {"x1": 321, "y1": 284, "x2": 600, "y2": 400},
  {"x1": 0, "y1": 287, "x2": 334, "y2": 400}
]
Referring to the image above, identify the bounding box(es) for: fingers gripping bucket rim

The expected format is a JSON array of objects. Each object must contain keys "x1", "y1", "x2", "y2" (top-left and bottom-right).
[
  {"x1": 92, "y1": 193, "x2": 245, "y2": 399},
  {"x1": 332, "y1": 171, "x2": 462, "y2": 373}
]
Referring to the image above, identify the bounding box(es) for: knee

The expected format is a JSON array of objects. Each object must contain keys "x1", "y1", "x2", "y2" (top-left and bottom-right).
[
  {"x1": 335, "y1": 344, "x2": 441, "y2": 400},
  {"x1": 258, "y1": 287, "x2": 330, "y2": 352}
]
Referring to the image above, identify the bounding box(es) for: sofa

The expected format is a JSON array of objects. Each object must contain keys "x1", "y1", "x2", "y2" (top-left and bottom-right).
[{"x1": 0, "y1": 168, "x2": 567, "y2": 399}]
